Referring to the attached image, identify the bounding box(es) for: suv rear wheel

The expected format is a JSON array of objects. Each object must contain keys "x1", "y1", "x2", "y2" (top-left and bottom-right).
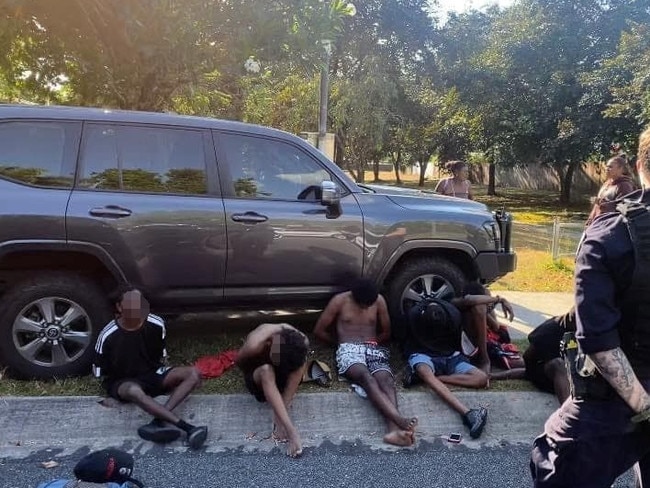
[
  {"x1": 386, "y1": 257, "x2": 466, "y2": 333},
  {"x1": 0, "y1": 272, "x2": 112, "y2": 379}
]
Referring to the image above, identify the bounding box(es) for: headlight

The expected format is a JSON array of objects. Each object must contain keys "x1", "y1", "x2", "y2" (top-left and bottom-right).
[{"x1": 483, "y1": 221, "x2": 501, "y2": 250}]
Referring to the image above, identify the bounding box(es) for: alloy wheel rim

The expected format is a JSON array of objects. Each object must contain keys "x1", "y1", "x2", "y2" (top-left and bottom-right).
[
  {"x1": 400, "y1": 273, "x2": 454, "y2": 314},
  {"x1": 12, "y1": 297, "x2": 92, "y2": 368}
]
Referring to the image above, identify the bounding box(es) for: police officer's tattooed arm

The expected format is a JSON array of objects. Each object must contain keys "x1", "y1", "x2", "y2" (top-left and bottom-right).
[{"x1": 591, "y1": 348, "x2": 650, "y2": 413}]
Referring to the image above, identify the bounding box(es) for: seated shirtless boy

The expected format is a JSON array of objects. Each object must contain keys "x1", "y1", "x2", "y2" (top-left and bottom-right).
[
  {"x1": 313, "y1": 278, "x2": 417, "y2": 446},
  {"x1": 236, "y1": 322, "x2": 309, "y2": 458}
]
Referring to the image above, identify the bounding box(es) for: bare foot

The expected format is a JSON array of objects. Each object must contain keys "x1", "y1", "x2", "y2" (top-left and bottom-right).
[
  {"x1": 397, "y1": 416, "x2": 418, "y2": 432},
  {"x1": 286, "y1": 431, "x2": 303, "y2": 458},
  {"x1": 383, "y1": 430, "x2": 414, "y2": 447},
  {"x1": 273, "y1": 422, "x2": 288, "y2": 442}
]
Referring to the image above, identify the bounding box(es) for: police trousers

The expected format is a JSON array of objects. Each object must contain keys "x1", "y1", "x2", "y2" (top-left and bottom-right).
[{"x1": 530, "y1": 382, "x2": 650, "y2": 487}]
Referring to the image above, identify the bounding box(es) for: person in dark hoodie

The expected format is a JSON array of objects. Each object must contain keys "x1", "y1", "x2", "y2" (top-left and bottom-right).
[{"x1": 586, "y1": 154, "x2": 637, "y2": 226}]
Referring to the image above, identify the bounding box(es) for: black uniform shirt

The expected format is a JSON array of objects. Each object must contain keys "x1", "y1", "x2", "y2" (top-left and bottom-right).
[
  {"x1": 575, "y1": 191, "x2": 646, "y2": 355},
  {"x1": 93, "y1": 314, "x2": 167, "y2": 386}
]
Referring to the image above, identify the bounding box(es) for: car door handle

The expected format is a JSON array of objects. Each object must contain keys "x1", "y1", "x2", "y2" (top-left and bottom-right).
[
  {"x1": 89, "y1": 205, "x2": 133, "y2": 218},
  {"x1": 231, "y1": 212, "x2": 268, "y2": 223}
]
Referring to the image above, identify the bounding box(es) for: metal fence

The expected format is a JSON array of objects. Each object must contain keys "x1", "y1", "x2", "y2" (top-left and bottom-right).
[{"x1": 512, "y1": 219, "x2": 584, "y2": 260}]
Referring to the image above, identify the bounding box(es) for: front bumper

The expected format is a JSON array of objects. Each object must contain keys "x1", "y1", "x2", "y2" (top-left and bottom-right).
[{"x1": 475, "y1": 251, "x2": 517, "y2": 283}]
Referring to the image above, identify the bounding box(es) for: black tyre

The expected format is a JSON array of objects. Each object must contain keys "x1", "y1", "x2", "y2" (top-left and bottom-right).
[
  {"x1": 0, "y1": 272, "x2": 113, "y2": 379},
  {"x1": 386, "y1": 257, "x2": 467, "y2": 334}
]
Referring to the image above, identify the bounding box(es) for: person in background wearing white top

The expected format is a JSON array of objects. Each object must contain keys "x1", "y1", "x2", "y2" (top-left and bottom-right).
[{"x1": 434, "y1": 160, "x2": 473, "y2": 199}]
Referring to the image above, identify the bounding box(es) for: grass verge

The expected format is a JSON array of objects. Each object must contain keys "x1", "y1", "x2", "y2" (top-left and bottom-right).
[
  {"x1": 0, "y1": 332, "x2": 536, "y2": 396},
  {"x1": 491, "y1": 249, "x2": 574, "y2": 292}
]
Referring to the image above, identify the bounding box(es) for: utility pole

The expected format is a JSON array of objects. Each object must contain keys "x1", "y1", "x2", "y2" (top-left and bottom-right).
[{"x1": 318, "y1": 39, "x2": 332, "y2": 141}]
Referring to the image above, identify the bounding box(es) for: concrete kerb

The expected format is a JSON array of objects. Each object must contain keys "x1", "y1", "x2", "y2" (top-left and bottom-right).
[{"x1": 0, "y1": 391, "x2": 557, "y2": 458}]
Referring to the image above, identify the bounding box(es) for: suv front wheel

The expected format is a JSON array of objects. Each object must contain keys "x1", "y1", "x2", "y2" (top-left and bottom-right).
[
  {"x1": 386, "y1": 256, "x2": 466, "y2": 335},
  {"x1": 0, "y1": 272, "x2": 112, "y2": 379}
]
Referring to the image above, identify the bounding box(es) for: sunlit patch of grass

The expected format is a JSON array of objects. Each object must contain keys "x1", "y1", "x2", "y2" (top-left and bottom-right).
[{"x1": 491, "y1": 249, "x2": 574, "y2": 292}]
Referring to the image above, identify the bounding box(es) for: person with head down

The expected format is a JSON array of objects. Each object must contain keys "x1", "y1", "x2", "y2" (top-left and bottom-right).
[{"x1": 236, "y1": 322, "x2": 310, "y2": 458}]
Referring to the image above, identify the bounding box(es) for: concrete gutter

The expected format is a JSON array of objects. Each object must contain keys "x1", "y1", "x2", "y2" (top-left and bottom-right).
[{"x1": 0, "y1": 390, "x2": 557, "y2": 458}]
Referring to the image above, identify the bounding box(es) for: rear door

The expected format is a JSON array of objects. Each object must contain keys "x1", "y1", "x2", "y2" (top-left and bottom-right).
[
  {"x1": 0, "y1": 119, "x2": 80, "y2": 244},
  {"x1": 214, "y1": 131, "x2": 364, "y2": 305},
  {"x1": 66, "y1": 122, "x2": 227, "y2": 308}
]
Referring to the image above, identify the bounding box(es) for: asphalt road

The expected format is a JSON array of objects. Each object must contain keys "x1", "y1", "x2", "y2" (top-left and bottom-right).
[{"x1": 2, "y1": 442, "x2": 635, "y2": 488}]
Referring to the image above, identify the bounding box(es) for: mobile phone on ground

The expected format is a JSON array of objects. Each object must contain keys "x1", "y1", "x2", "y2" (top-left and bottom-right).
[{"x1": 448, "y1": 433, "x2": 462, "y2": 443}]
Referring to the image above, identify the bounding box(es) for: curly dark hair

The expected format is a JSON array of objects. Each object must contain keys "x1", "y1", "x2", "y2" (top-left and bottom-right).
[
  {"x1": 445, "y1": 160, "x2": 468, "y2": 175},
  {"x1": 276, "y1": 328, "x2": 309, "y2": 375},
  {"x1": 350, "y1": 278, "x2": 379, "y2": 307}
]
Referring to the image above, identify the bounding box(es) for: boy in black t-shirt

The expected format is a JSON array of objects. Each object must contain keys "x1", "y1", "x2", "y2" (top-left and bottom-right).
[{"x1": 94, "y1": 285, "x2": 207, "y2": 449}]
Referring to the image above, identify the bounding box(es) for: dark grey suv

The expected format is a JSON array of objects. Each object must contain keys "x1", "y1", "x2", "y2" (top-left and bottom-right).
[{"x1": 0, "y1": 104, "x2": 516, "y2": 379}]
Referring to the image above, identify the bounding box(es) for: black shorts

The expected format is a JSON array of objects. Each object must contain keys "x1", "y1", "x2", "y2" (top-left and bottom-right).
[
  {"x1": 523, "y1": 348, "x2": 555, "y2": 394},
  {"x1": 106, "y1": 366, "x2": 174, "y2": 401},
  {"x1": 243, "y1": 366, "x2": 290, "y2": 403}
]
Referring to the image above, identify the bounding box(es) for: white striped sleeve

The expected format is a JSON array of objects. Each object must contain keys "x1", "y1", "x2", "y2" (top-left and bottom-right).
[{"x1": 147, "y1": 314, "x2": 168, "y2": 359}]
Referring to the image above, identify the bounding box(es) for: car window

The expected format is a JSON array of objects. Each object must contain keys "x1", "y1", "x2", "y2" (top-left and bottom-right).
[
  {"x1": 79, "y1": 124, "x2": 207, "y2": 195},
  {"x1": 219, "y1": 133, "x2": 331, "y2": 200},
  {"x1": 0, "y1": 121, "x2": 75, "y2": 188}
]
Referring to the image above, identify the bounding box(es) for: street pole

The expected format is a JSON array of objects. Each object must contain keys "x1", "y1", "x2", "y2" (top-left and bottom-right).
[{"x1": 318, "y1": 40, "x2": 332, "y2": 142}]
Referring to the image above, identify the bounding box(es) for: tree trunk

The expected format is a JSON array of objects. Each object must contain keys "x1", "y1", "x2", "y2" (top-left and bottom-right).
[
  {"x1": 373, "y1": 160, "x2": 380, "y2": 182},
  {"x1": 418, "y1": 157, "x2": 428, "y2": 187},
  {"x1": 560, "y1": 163, "x2": 576, "y2": 204},
  {"x1": 393, "y1": 151, "x2": 402, "y2": 184},
  {"x1": 488, "y1": 163, "x2": 496, "y2": 196},
  {"x1": 334, "y1": 133, "x2": 345, "y2": 168},
  {"x1": 355, "y1": 160, "x2": 366, "y2": 183}
]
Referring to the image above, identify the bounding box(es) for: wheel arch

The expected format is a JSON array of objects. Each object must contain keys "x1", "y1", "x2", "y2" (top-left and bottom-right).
[
  {"x1": 0, "y1": 240, "x2": 129, "y2": 297},
  {"x1": 377, "y1": 242, "x2": 479, "y2": 293}
]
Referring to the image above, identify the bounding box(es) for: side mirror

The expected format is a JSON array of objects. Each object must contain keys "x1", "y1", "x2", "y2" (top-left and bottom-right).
[{"x1": 321, "y1": 180, "x2": 341, "y2": 207}]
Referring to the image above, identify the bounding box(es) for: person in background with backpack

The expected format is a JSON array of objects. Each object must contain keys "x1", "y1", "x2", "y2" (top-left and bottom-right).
[{"x1": 403, "y1": 291, "x2": 512, "y2": 439}]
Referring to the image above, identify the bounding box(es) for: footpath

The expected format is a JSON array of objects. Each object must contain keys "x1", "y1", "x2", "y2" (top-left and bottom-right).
[{"x1": 0, "y1": 291, "x2": 573, "y2": 459}]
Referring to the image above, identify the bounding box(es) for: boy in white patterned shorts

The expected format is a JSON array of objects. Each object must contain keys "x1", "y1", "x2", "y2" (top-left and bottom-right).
[{"x1": 314, "y1": 278, "x2": 417, "y2": 446}]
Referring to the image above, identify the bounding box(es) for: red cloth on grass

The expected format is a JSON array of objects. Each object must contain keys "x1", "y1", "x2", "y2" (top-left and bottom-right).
[{"x1": 195, "y1": 349, "x2": 238, "y2": 379}]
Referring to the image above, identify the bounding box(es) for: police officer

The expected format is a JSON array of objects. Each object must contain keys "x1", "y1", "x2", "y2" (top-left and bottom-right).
[{"x1": 530, "y1": 125, "x2": 650, "y2": 487}]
